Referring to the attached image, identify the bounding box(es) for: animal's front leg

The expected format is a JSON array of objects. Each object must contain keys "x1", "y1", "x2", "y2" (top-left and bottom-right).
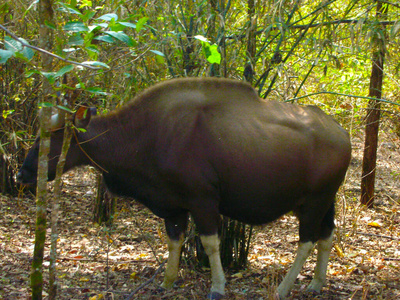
[
  {"x1": 161, "y1": 214, "x2": 188, "y2": 289},
  {"x1": 161, "y1": 235, "x2": 184, "y2": 289},
  {"x1": 200, "y1": 234, "x2": 226, "y2": 299}
]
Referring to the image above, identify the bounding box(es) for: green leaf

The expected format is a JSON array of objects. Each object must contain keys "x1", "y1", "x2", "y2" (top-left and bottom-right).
[
  {"x1": 2, "y1": 109, "x2": 15, "y2": 119},
  {"x1": 19, "y1": 38, "x2": 35, "y2": 61},
  {"x1": 82, "y1": 10, "x2": 96, "y2": 22},
  {"x1": 25, "y1": 69, "x2": 41, "y2": 78},
  {"x1": 57, "y1": 2, "x2": 82, "y2": 15},
  {"x1": 0, "y1": 49, "x2": 15, "y2": 64},
  {"x1": 105, "y1": 31, "x2": 135, "y2": 46},
  {"x1": 118, "y1": 22, "x2": 136, "y2": 29},
  {"x1": 97, "y1": 13, "x2": 118, "y2": 21},
  {"x1": 5, "y1": 36, "x2": 23, "y2": 51},
  {"x1": 94, "y1": 35, "x2": 115, "y2": 44},
  {"x1": 4, "y1": 37, "x2": 34, "y2": 61},
  {"x1": 136, "y1": 17, "x2": 148, "y2": 32},
  {"x1": 91, "y1": 23, "x2": 108, "y2": 29},
  {"x1": 56, "y1": 105, "x2": 74, "y2": 113},
  {"x1": 79, "y1": 0, "x2": 92, "y2": 9},
  {"x1": 64, "y1": 22, "x2": 89, "y2": 32},
  {"x1": 150, "y1": 50, "x2": 165, "y2": 57},
  {"x1": 76, "y1": 127, "x2": 87, "y2": 132},
  {"x1": 203, "y1": 44, "x2": 221, "y2": 64},
  {"x1": 110, "y1": 23, "x2": 126, "y2": 32},
  {"x1": 41, "y1": 71, "x2": 56, "y2": 84},
  {"x1": 86, "y1": 46, "x2": 99, "y2": 53},
  {"x1": 150, "y1": 50, "x2": 165, "y2": 64},
  {"x1": 14, "y1": 52, "x2": 30, "y2": 63},
  {"x1": 81, "y1": 61, "x2": 110, "y2": 69},
  {"x1": 55, "y1": 65, "x2": 74, "y2": 78},
  {"x1": 39, "y1": 102, "x2": 54, "y2": 108},
  {"x1": 68, "y1": 33, "x2": 84, "y2": 46},
  {"x1": 194, "y1": 36, "x2": 221, "y2": 64},
  {"x1": 86, "y1": 87, "x2": 108, "y2": 95}
]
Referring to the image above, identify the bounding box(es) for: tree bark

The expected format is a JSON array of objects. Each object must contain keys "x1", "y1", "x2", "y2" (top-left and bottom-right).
[
  {"x1": 360, "y1": 1, "x2": 388, "y2": 208},
  {"x1": 244, "y1": 0, "x2": 257, "y2": 83},
  {"x1": 49, "y1": 118, "x2": 72, "y2": 299},
  {"x1": 31, "y1": 1, "x2": 54, "y2": 299}
]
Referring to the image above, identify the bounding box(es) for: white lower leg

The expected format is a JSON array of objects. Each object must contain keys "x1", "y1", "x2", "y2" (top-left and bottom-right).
[
  {"x1": 161, "y1": 235, "x2": 184, "y2": 289},
  {"x1": 277, "y1": 241, "x2": 315, "y2": 298},
  {"x1": 200, "y1": 234, "x2": 226, "y2": 295},
  {"x1": 308, "y1": 231, "x2": 334, "y2": 292}
]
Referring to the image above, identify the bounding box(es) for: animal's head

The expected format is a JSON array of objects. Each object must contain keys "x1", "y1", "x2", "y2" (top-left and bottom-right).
[{"x1": 17, "y1": 106, "x2": 95, "y2": 187}]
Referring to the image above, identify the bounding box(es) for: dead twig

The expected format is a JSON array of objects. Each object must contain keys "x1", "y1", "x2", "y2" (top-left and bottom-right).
[
  {"x1": 357, "y1": 231, "x2": 400, "y2": 241},
  {"x1": 124, "y1": 260, "x2": 166, "y2": 300}
]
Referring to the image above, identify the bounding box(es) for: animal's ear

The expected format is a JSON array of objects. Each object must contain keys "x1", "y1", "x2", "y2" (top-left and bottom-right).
[{"x1": 73, "y1": 106, "x2": 92, "y2": 129}]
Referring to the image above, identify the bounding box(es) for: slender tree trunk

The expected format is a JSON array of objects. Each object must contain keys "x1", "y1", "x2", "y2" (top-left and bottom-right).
[
  {"x1": 49, "y1": 118, "x2": 72, "y2": 299},
  {"x1": 360, "y1": 1, "x2": 388, "y2": 208},
  {"x1": 31, "y1": 108, "x2": 51, "y2": 300},
  {"x1": 244, "y1": 0, "x2": 257, "y2": 83},
  {"x1": 31, "y1": 1, "x2": 54, "y2": 299}
]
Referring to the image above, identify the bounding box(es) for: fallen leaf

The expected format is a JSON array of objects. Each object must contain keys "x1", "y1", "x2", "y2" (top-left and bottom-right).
[
  {"x1": 368, "y1": 221, "x2": 382, "y2": 228},
  {"x1": 334, "y1": 244, "x2": 344, "y2": 257},
  {"x1": 89, "y1": 294, "x2": 104, "y2": 300},
  {"x1": 79, "y1": 277, "x2": 90, "y2": 282}
]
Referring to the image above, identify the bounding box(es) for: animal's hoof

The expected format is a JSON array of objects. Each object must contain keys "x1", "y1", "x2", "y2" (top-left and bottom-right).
[{"x1": 207, "y1": 291, "x2": 224, "y2": 300}]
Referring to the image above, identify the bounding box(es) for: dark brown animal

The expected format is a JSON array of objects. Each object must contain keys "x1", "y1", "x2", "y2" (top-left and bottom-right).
[{"x1": 17, "y1": 78, "x2": 351, "y2": 299}]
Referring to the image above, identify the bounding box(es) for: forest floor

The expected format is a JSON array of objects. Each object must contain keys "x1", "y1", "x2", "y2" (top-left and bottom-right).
[{"x1": 1, "y1": 129, "x2": 399, "y2": 300}]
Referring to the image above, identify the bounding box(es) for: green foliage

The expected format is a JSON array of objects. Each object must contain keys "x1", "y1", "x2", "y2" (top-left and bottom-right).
[
  {"x1": 194, "y1": 35, "x2": 221, "y2": 65},
  {"x1": 1, "y1": 36, "x2": 34, "y2": 63}
]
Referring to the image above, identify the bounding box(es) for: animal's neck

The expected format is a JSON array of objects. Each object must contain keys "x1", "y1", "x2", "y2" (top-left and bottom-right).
[{"x1": 76, "y1": 116, "x2": 141, "y2": 174}]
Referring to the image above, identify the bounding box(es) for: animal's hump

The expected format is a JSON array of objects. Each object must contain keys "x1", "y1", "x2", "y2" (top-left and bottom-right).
[{"x1": 132, "y1": 77, "x2": 260, "y2": 106}]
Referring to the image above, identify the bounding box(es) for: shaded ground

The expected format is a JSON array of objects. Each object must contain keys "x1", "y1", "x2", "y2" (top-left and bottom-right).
[{"x1": 1, "y1": 130, "x2": 399, "y2": 300}]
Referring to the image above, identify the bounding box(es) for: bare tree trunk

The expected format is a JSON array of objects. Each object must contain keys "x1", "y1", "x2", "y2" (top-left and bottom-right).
[
  {"x1": 360, "y1": 1, "x2": 388, "y2": 208},
  {"x1": 49, "y1": 118, "x2": 72, "y2": 299},
  {"x1": 244, "y1": 0, "x2": 257, "y2": 83},
  {"x1": 31, "y1": 108, "x2": 51, "y2": 300},
  {"x1": 31, "y1": 1, "x2": 54, "y2": 299},
  {"x1": 0, "y1": 154, "x2": 16, "y2": 195}
]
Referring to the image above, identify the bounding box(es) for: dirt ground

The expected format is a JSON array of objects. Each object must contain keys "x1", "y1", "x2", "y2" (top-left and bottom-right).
[{"x1": 0, "y1": 129, "x2": 399, "y2": 300}]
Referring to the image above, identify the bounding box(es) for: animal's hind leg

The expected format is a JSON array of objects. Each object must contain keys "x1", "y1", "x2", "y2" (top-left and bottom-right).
[
  {"x1": 308, "y1": 202, "x2": 335, "y2": 292},
  {"x1": 276, "y1": 240, "x2": 315, "y2": 298},
  {"x1": 307, "y1": 230, "x2": 334, "y2": 292},
  {"x1": 161, "y1": 213, "x2": 188, "y2": 289},
  {"x1": 277, "y1": 197, "x2": 336, "y2": 298}
]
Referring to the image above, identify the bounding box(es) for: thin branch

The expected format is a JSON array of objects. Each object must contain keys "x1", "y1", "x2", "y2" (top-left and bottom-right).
[
  {"x1": 225, "y1": 19, "x2": 397, "y2": 41},
  {"x1": 124, "y1": 260, "x2": 166, "y2": 300},
  {"x1": 286, "y1": 91, "x2": 400, "y2": 106},
  {"x1": 291, "y1": 19, "x2": 396, "y2": 29},
  {"x1": 357, "y1": 231, "x2": 400, "y2": 241},
  {"x1": 0, "y1": 24, "x2": 100, "y2": 70}
]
